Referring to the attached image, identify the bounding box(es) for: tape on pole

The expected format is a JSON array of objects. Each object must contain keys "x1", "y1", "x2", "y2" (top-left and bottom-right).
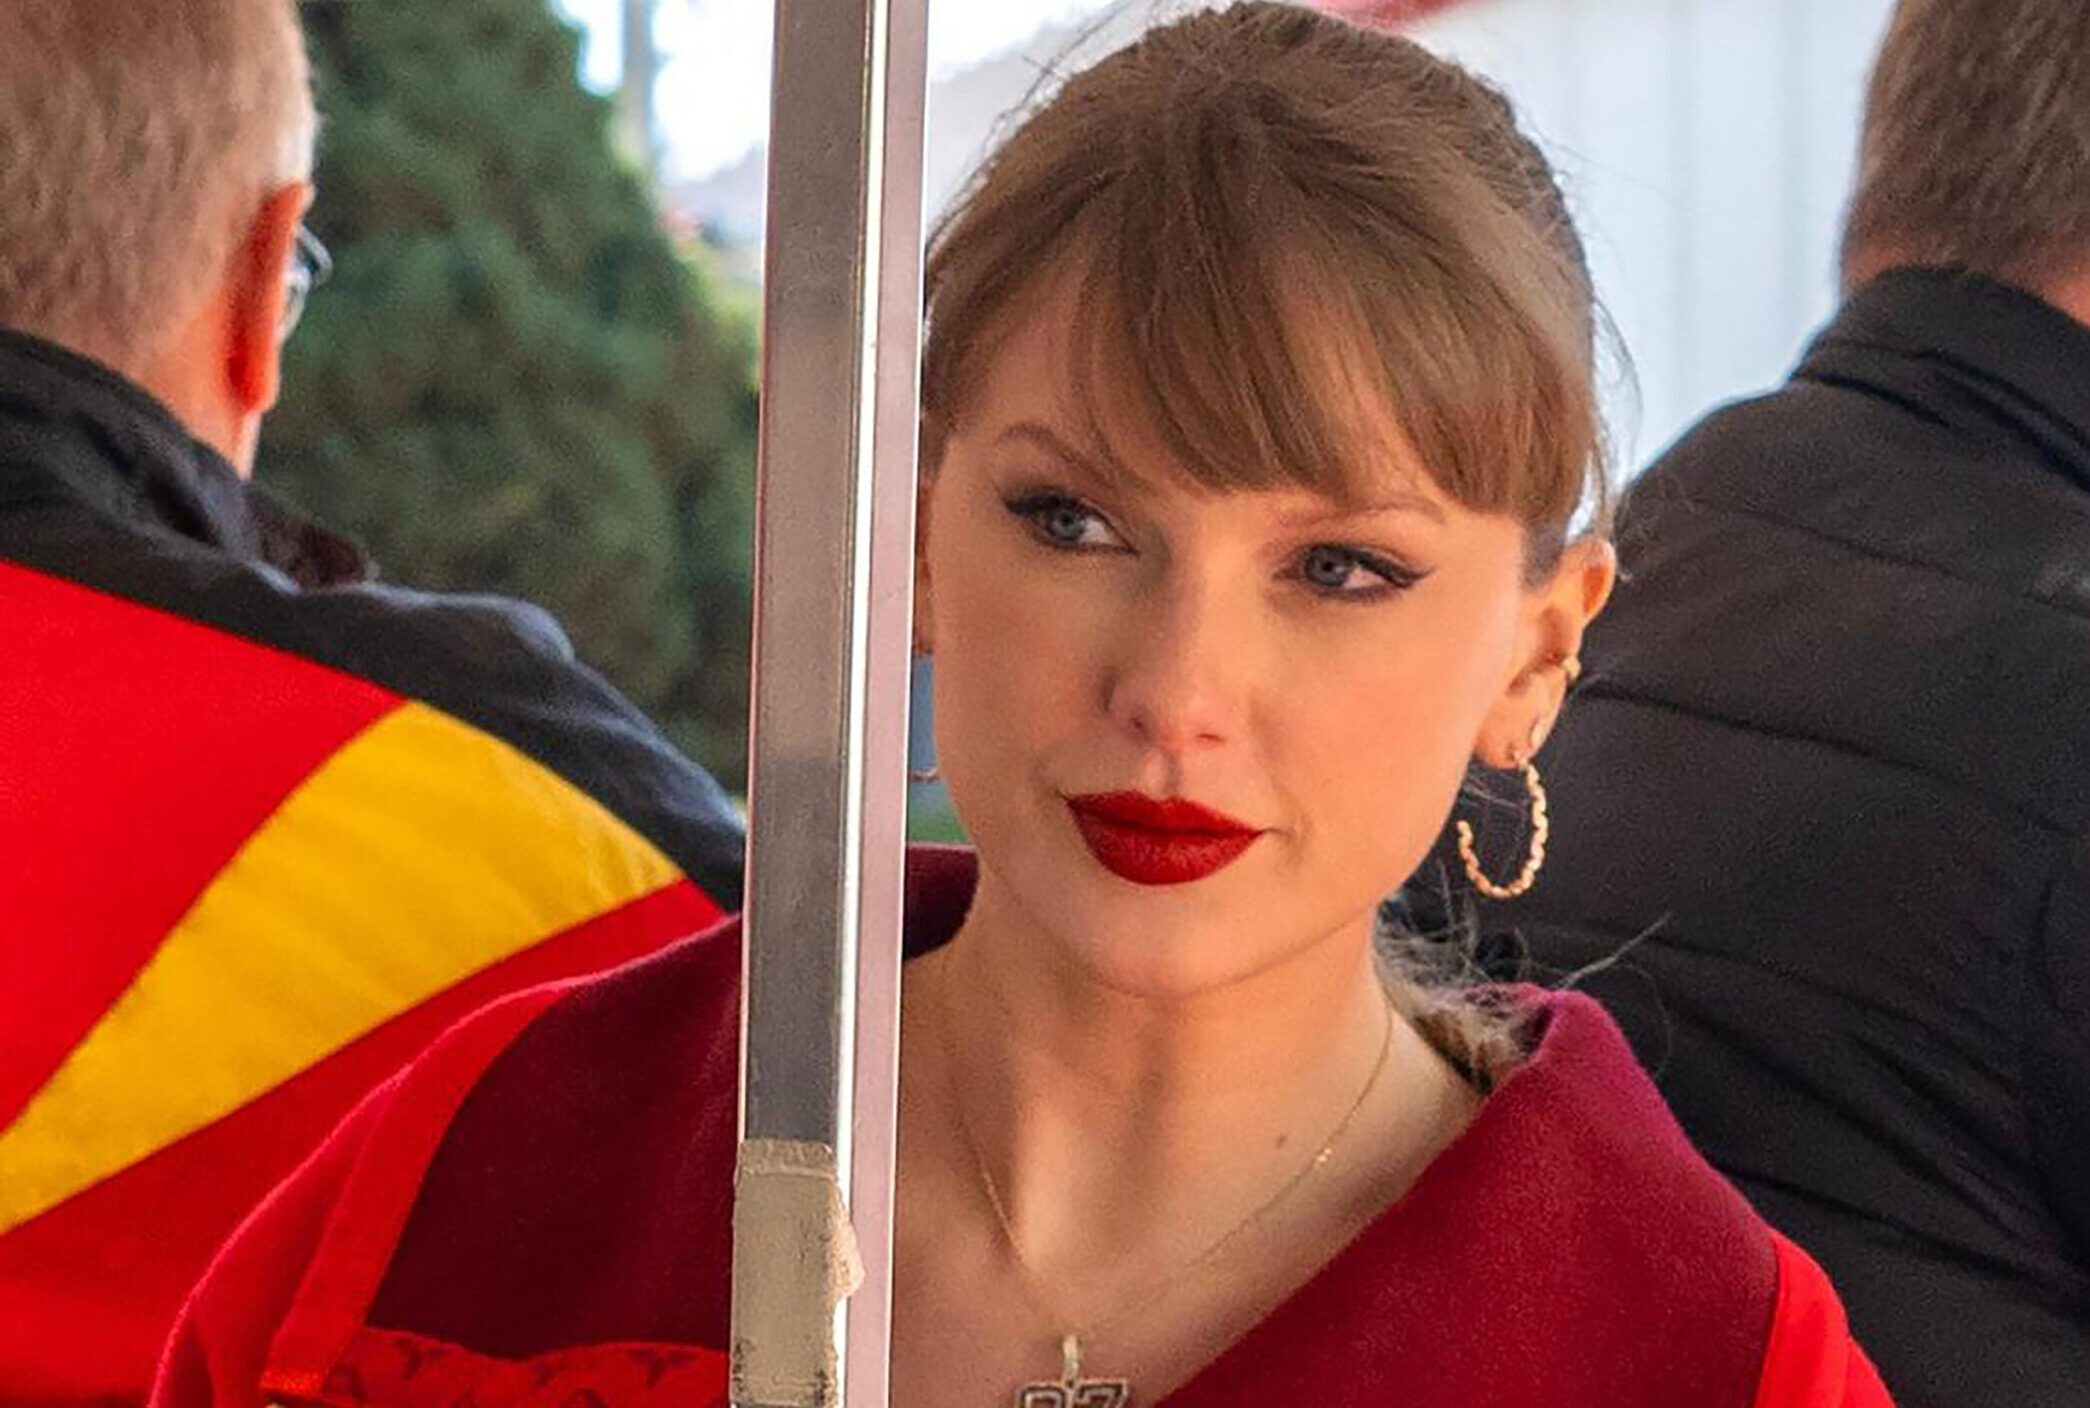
[{"x1": 730, "y1": 1139, "x2": 867, "y2": 1407}]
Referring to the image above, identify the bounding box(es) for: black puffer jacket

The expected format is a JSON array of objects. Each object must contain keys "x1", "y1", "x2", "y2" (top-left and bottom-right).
[{"x1": 1450, "y1": 269, "x2": 2090, "y2": 1407}]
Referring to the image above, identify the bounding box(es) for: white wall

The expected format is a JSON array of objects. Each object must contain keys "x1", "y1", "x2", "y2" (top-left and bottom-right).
[{"x1": 1409, "y1": 0, "x2": 1897, "y2": 466}]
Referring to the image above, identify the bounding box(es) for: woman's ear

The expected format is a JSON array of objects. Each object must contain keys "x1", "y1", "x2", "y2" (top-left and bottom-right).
[
  {"x1": 1474, "y1": 537, "x2": 1617, "y2": 767},
  {"x1": 1552, "y1": 536, "x2": 1618, "y2": 637}
]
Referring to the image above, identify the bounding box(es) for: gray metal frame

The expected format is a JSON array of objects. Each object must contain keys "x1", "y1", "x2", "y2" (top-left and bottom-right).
[{"x1": 730, "y1": 0, "x2": 929, "y2": 1403}]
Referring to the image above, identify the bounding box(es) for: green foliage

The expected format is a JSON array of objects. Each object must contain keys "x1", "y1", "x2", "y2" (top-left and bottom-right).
[{"x1": 263, "y1": 0, "x2": 758, "y2": 785}]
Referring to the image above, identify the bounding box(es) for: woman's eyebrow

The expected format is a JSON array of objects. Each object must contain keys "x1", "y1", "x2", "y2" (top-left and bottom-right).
[
  {"x1": 989, "y1": 421, "x2": 1122, "y2": 483},
  {"x1": 988, "y1": 421, "x2": 1445, "y2": 524},
  {"x1": 1277, "y1": 488, "x2": 1447, "y2": 527}
]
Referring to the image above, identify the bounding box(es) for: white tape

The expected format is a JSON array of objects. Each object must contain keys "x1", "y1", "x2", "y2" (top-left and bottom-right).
[{"x1": 729, "y1": 1139, "x2": 866, "y2": 1407}]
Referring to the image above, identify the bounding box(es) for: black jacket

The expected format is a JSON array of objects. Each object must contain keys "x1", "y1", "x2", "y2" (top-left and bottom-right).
[{"x1": 1445, "y1": 269, "x2": 2090, "y2": 1406}]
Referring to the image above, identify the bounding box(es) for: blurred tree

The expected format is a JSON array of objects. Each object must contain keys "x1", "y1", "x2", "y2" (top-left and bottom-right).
[{"x1": 262, "y1": 0, "x2": 758, "y2": 786}]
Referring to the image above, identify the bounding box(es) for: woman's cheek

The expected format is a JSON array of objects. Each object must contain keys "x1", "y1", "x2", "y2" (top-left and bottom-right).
[
  {"x1": 939, "y1": 558, "x2": 1089, "y2": 745},
  {"x1": 986, "y1": 566, "x2": 1100, "y2": 675},
  {"x1": 1311, "y1": 655, "x2": 1477, "y2": 849}
]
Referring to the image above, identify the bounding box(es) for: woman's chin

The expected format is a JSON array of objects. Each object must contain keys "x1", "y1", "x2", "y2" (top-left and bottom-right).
[{"x1": 1011, "y1": 874, "x2": 1320, "y2": 999}]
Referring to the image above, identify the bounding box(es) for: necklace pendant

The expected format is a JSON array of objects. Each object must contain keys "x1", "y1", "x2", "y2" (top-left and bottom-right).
[
  {"x1": 1015, "y1": 1334, "x2": 1130, "y2": 1408},
  {"x1": 1014, "y1": 1377, "x2": 1130, "y2": 1408}
]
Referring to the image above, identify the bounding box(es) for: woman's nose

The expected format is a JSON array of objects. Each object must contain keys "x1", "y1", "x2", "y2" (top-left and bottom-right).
[{"x1": 1101, "y1": 576, "x2": 1249, "y2": 753}]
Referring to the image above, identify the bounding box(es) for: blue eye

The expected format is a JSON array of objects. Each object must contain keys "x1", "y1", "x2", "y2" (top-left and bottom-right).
[
  {"x1": 1295, "y1": 544, "x2": 1424, "y2": 598},
  {"x1": 1040, "y1": 503, "x2": 1094, "y2": 544},
  {"x1": 1302, "y1": 545, "x2": 1358, "y2": 590},
  {"x1": 1004, "y1": 491, "x2": 1126, "y2": 551}
]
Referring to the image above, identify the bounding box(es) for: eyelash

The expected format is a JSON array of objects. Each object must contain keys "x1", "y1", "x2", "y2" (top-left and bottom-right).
[
  {"x1": 1004, "y1": 490, "x2": 1121, "y2": 553},
  {"x1": 1289, "y1": 544, "x2": 1426, "y2": 601},
  {"x1": 1000, "y1": 489, "x2": 1428, "y2": 601}
]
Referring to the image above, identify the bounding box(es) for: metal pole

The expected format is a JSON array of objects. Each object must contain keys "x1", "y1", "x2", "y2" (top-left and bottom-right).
[
  {"x1": 730, "y1": 0, "x2": 928, "y2": 1402},
  {"x1": 616, "y1": 0, "x2": 662, "y2": 184}
]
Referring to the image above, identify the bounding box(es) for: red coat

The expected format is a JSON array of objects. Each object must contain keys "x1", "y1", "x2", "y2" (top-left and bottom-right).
[{"x1": 156, "y1": 851, "x2": 1892, "y2": 1408}]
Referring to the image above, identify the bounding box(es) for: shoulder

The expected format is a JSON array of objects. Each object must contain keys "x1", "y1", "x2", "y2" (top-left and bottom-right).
[
  {"x1": 1276, "y1": 989, "x2": 1882, "y2": 1408},
  {"x1": 1477, "y1": 992, "x2": 1894, "y2": 1408},
  {"x1": 1410, "y1": 990, "x2": 1782, "y2": 1400},
  {"x1": 271, "y1": 573, "x2": 746, "y2": 902},
  {"x1": 1480, "y1": 989, "x2": 1778, "y2": 1280},
  {"x1": 1617, "y1": 379, "x2": 1937, "y2": 574},
  {"x1": 1754, "y1": 1232, "x2": 1898, "y2": 1408},
  {"x1": 8, "y1": 500, "x2": 575, "y2": 674},
  {"x1": 1589, "y1": 382, "x2": 2090, "y2": 832},
  {"x1": 1628, "y1": 361, "x2": 2090, "y2": 626},
  {"x1": 4, "y1": 531, "x2": 744, "y2": 902}
]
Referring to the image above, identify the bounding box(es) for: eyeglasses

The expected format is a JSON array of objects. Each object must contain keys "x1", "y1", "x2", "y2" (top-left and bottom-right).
[{"x1": 283, "y1": 223, "x2": 332, "y2": 337}]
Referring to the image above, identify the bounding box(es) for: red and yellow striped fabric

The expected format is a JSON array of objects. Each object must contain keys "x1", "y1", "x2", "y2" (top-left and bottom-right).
[{"x1": 0, "y1": 562, "x2": 726, "y2": 1407}]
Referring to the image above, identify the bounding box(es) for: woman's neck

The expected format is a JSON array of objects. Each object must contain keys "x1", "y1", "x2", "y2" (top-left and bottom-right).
[{"x1": 903, "y1": 870, "x2": 1468, "y2": 1298}]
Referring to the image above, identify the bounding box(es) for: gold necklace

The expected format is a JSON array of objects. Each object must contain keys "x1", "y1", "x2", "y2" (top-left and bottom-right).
[{"x1": 934, "y1": 966, "x2": 1397, "y2": 1407}]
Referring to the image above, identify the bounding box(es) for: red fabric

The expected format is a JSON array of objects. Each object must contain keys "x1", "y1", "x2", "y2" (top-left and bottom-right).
[
  {"x1": 151, "y1": 852, "x2": 1896, "y2": 1408},
  {"x1": 0, "y1": 882, "x2": 720, "y2": 1408},
  {"x1": 294, "y1": 1331, "x2": 725, "y2": 1408},
  {"x1": 265, "y1": 986, "x2": 585, "y2": 1397},
  {"x1": 0, "y1": 561, "x2": 731, "y2": 1406},
  {"x1": 1754, "y1": 1234, "x2": 1896, "y2": 1408},
  {"x1": 156, "y1": 984, "x2": 573, "y2": 1408},
  {"x1": 155, "y1": 1079, "x2": 384, "y2": 1408},
  {"x1": 0, "y1": 563, "x2": 397, "y2": 1125}
]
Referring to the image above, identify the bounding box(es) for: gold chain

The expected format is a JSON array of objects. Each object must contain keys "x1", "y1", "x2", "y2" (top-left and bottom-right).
[{"x1": 933, "y1": 963, "x2": 1397, "y2": 1352}]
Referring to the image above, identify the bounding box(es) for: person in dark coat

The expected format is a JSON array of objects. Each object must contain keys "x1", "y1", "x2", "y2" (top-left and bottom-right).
[
  {"x1": 1430, "y1": 1, "x2": 2090, "y2": 1402},
  {"x1": 0, "y1": 3, "x2": 743, "y2": 1402}
]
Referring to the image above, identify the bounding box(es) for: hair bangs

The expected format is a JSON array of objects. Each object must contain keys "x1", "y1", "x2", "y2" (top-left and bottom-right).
[
  {"x1": 1062, "y1": 132, "x2": 1418, "y2": 507},
  {"x1": 1062, "y1": 132, "x2": 1591, "y2": 545},
  {"x1": 920, "y1": 2, "x2": 1610, "y2": 571}
]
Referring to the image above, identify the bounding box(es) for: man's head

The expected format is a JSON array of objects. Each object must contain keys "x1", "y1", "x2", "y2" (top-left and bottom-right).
[
  {"x1": 0, "y1": 0, "x2": 318, "y2": 474},
  {"x1": 1843, "y1": 0, "x2": 2090, "y2": 301}
]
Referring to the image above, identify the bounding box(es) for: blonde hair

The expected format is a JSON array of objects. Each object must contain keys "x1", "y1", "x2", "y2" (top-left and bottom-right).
[
  {"x1": 922, "y1": 1, "x2": 1610, "y2": 578},
  {"x1": 1844, "y1": 0, "x2": 2090, "y2": 291},
  {"x1": 0, "y1": 0, "x2": 317, "y2": 374}
]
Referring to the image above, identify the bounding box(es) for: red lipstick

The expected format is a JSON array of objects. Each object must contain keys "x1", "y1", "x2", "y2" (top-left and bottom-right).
[{"x1": 1064, "y1": 791, "x2": 1262, "y2": 886}]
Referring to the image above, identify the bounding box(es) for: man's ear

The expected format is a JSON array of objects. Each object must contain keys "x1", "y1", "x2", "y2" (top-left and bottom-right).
[
  {"x1": 1474, "y1": 537, "x2": 1618, "y2": 767},
  {"x1": 224, "y1": 181, "x2": 313, "y2": 419}
]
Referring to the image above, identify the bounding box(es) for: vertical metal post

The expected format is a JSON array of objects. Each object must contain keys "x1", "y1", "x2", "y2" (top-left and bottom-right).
[
  {"x1": 616, "y1": 0, "x2": 663, "y2": 183},
  {"x1": 730, "y1": 0, "x2": 928, "y2": 1404}
]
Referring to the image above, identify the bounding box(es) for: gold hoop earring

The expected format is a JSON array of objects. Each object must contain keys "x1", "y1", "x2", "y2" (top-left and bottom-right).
[{"x1": 1455, "y1": 757, "x2": 1549, "y2": 901}]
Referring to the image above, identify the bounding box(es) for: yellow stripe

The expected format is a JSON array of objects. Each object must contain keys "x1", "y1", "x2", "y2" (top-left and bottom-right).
[{"x1": 0, "y1": 702, "x2": 682, "y2": 1232}]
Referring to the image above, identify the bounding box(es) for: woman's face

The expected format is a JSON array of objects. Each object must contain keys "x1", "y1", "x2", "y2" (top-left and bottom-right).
[{"x1": 919, "y1": 293, "x2": 1611, "y2": 998}]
